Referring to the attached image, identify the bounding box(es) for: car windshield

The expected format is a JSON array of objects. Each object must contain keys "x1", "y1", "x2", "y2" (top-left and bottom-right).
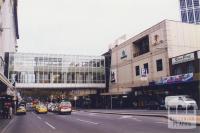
[
  {"x1": 60, "y1": 102, "x2": 70, "y2": 106},
  {"x1": 185, "y1": 98, "x2": 194, "y2": 101}
]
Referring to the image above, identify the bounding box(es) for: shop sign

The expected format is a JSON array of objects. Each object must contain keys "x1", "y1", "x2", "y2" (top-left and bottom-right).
[
  {"x1": 140, "y1": 68, "x2": 148, "y2": 81},
  {"x1": 172, "y1": 53, "x2": 194, "y2": 65},
  {"x1": 198, "y1": 51, "x2": 200, "y2": 59},
  {"x1": 120, "y1": 50, "x2": 127, "y2": 59},
  {"x1": 156, "y1": 73, "x2": 193, "y2": 85}
]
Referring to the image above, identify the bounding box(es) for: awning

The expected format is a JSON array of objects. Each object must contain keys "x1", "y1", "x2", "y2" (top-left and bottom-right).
[
  {"x1": 101, "y1": 92, "x2": 128, "y2": 96},
  {"x1": 0, "y1": 72, "x2": 14, "y2": 91}
]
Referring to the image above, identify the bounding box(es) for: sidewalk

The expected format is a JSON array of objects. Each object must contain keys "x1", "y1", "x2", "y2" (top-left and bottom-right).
[
  {"x1": 0, "y1": 118, "x2": 12, "y2": 133},
  {"x1": 80, "y1": 109, "x2": 200, "y2": 126}
]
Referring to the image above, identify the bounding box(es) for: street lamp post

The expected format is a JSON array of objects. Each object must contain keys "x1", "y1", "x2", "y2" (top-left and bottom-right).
[{"x1": 110, "y1": 95, "x2": 112, "y2": 109}]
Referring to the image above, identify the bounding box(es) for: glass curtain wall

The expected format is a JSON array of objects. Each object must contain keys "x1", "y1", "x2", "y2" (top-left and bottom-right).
[{"x1": 8, "y1": 53, "x2": 105, "y2": 84}]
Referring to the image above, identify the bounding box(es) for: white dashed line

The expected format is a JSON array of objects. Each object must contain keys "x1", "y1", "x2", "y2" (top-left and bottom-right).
[
  {"x1": 89, "y1": 113, "x2": 97, "y2": 116},
  {"x1": 118, "y1": 115, "x2": 133, "y2": 119},
  {"x1": 155, "y1": 122, "x2": 168, "y2": 124},
  {"x1": 37, "y1": 116, "x2": 42, "y2": 120},
  {"x1": 45, "y1": 121, "x2": 56, "y2": 130},
  {"x1": 76, "y1": 119, "x2": 99, "y2": 125},
  {"x1": 130, "y1": 118, "x2": 142, "y2": 122},
  {"x1": 118, "y1": 116, "x2": 142, "y2": 122}
]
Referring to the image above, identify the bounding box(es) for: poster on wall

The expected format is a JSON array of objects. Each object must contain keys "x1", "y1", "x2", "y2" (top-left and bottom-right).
[
  {"x1": 110, "y1": 69, "x2": 117, "y2": 83},
  {"x1": 156, "y1": 73, "x2": 193, "y2": 85},
  {"x1": 140, "y1": 68, "x2": 148, "y2": 81}
]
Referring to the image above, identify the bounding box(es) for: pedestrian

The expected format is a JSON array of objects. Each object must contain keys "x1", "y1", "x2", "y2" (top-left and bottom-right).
[
  {"x1": 9, "y1": 106, "x2": 12, "y2": 119},
  {"x1": 0, "y1": 101, "x2": 3, "y2": 119}
]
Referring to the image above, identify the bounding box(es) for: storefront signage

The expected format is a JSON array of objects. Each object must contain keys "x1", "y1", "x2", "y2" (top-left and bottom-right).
[
  {"x1": 121, "y1": 50, "x2": 127, "y2": 59},
  {"x1": 172, "y1": 53, "x2": 194, "y2": 65},
  {"x1": 156, "y1": 73, "x2": 193, "y2": 85},
  {"x1": 198, "y1": 51, "x2": 200, "y2": 59}
]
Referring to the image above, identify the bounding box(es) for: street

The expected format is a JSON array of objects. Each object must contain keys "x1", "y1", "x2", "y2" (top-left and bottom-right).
[{"x1": 2, "y1": 111, "x2": 199, "y2": 133}]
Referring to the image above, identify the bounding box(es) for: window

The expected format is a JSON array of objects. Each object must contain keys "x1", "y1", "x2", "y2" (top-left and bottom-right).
[
  {"x1": 195, "y1": 8, "x2": 200, "y2": 22},
  {"x1": 186, "y1": 0, "x2": 193, "y2": 8},
  {"x1": 174, "y1": 67, "x2": 182, "y2": 75},
  {"x1": 181, "y1": 10, "x2": 188, "y2": 22},
  {"x1": 156, "y1": 59, "x2": 163, "y2": 72},
  {"x1": 133, "y1": 36, "x2": 150, "y2": 57},
  {"x1": 144, "y1": 63, "x2": 149, "y2": 74},
  {"x1": 180, "y1": 0, "x2": 186, "y2": 9},
  {"x1": 193, "y1": 0, "x2": 200, "y2": 7},
  {"x1": 187, "y1": 63, "x2": 194, "y2": 73},
  {"x1": 188, "y1": 10, "x2": 195, "y2": 23},
  {"x1": 135, "y1": 66, "x2": 140, "y2": 76}
]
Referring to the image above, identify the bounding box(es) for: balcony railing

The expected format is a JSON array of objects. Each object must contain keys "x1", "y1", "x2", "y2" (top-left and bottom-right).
[{"x1": 133, "y1": 51, "x2": 149, "y2": 57}]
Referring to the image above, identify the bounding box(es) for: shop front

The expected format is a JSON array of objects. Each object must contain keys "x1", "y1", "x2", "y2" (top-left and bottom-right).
[{"x1": 131, "y1": 73, "x2": 200, "y2": 109}]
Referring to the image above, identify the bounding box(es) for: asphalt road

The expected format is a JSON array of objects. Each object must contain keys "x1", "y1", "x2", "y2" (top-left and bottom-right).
[{"x1": 1, "y1": 111, "x2": 199, "y2": 133}]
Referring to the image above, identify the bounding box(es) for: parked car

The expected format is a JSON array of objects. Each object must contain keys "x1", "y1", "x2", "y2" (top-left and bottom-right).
[
  {"x1": 58, "y1": 101, "x2": 72, "y2": 115},
  {"x1": 165, "y1": 95, "x2": 198, "y2": 110}
]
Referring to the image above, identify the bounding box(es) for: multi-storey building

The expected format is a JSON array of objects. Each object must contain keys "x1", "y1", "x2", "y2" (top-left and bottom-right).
[
  {"x1": 0, "y1": 0, "x2": 19, "y2": 97},
  {"x1": 108, "y1": 20, "x2": 200, "y2": 108},
  {"x1": 179, "y1": 0, "x2": 200, "y2": 24}
]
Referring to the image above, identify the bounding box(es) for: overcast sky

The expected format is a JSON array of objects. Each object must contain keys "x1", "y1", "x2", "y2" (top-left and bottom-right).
[{"x1": 17, "y1": 0, "x2": 180, "y2": 55}]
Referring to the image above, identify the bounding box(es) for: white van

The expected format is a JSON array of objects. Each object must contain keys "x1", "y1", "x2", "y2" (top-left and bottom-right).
[{"x1": 165, "y1": 95, "x2": 198, "y2": 110}]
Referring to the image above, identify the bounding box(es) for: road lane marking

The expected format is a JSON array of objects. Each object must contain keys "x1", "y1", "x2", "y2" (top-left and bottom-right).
[
  {"x1": 45, "y1": 121, "x2": 56, "y2": 130},
  {"x1": 118, "y1": 115, "x2": 133, "y2": 119},
  {"x1": 118, "y1": 116, "x2": 142, "y2": 122},
  {"x1": 1, "y1": 116, "x2": 16, "y2": 133},
  {"x1": 89, "y1": 113, "x2": 97, "y2": 116},
  {"x1": 155, "y1": 122, "x2": 168, "y2": 124},
  {"x1": 130, "y1": 118, "x2": 142, "y2": 122},
  {"x1": 37, "y1": 116, "x2": 42, "y2": 120},
  {"x1": 76, "y1": 119, "x2": 99, "y2": 125}
]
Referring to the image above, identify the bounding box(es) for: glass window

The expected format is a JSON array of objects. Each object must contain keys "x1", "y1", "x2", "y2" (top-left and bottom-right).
[
  {"x1": 180, "y1": 0, "x2": 186, "y2": 9},
  {"x1": 186, "y1": 0, "x2": 193, "y2": 8},
  {"x1": 135, "y1": 66, "x2": 140, "y2": 76},
  {"x1": 97, "y1": 60, "x2": 100, "y2": 67},
  {"x1": 156, "y1": 59, "x2": 163, "y2": 72},
  {"x1": 193, "y1": 0, "x2": 200, "y2": 7},
  {"x1": 181, "y1": 10, "x2": 188, "y2": 22},
  {"x1": 188, "y1": 10, "x2": 195, "y2": 23},
  {"x1": 174, "y1": 67, "x2": 182, "y2": 75},
  {"x1": 144, "y1": 63, "x2": 149, "y2": 74},
  {"x1": 195, "y1": 8, "x2": 200, "y2": 22},
  {"x1": 187, "y1": 63, "x2": 194, "y2": 73}
]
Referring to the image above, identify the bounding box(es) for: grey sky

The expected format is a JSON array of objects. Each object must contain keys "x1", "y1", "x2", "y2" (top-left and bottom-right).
[{"x1": 17, "y1": 0, "x2": 180, "y2": 55}]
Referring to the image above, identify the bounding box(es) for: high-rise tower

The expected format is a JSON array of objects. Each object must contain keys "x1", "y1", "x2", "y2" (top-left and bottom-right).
[{"x1": 179, "y1": 0, "x2": 200, "y2": 24}]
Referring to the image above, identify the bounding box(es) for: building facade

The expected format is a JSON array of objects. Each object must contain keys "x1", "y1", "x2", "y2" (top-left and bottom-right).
[
  {"x1": 0, "y1": 0, "x2": 19, "y2": 97},
  {"x1": 179, "y1": 0, "x2": 200, "y2": 24},
  {"x1": 108, "y1": 20, "x2": 200, "y2": 108}
]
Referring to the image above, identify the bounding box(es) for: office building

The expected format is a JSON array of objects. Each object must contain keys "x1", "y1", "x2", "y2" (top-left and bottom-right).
[{"x1": 179, "y1": 0, "x2": 200, "y2": 24}]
